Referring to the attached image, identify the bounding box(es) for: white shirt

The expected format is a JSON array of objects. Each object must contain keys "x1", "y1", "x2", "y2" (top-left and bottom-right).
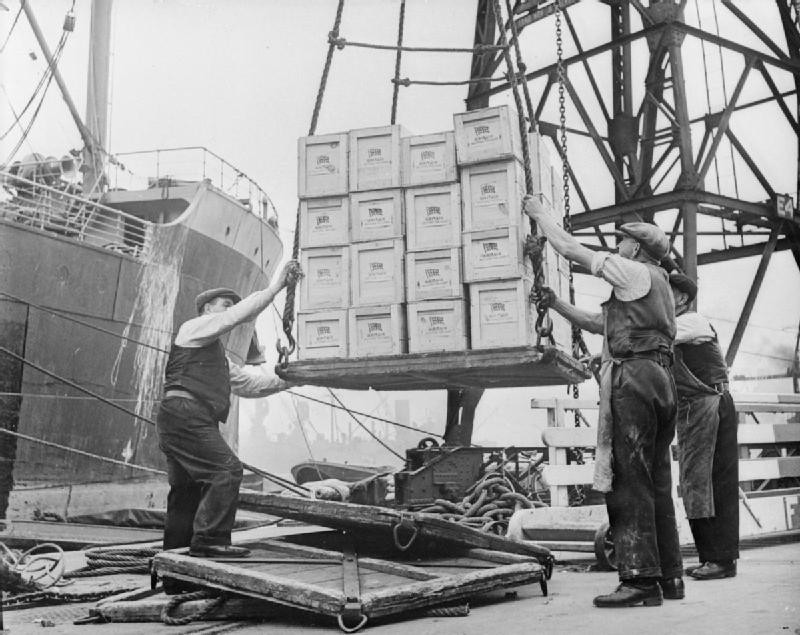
[
  {"x1": 174, "y1": 289, "x2": 289, "y2": 398},
  {"x1": 590, "y1": 252, "x2": 651, "y2": 301},
  {"x1": 675, "y1": 312, "x2": 716, "y2": 345}
]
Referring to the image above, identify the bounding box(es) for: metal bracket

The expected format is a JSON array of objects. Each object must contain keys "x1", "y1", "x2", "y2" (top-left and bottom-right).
[{"x1": 338, "y1": 534, "x2": 367, "y2": 633}]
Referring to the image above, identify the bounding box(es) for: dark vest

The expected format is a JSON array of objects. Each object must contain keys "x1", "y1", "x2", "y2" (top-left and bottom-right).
[
  {"x1": 675, "y1": 332, "x2": 728, "y2": 387},
  {"x1": 603, "y1": 262, "x2": 675, "y2": 358},
  {"x1": 164, "y1": 340, "x2": 231, "y2": 422}
]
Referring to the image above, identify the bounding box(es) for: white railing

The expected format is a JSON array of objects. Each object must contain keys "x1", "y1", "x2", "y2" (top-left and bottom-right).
[
  {"x1": 108, "y1": 147, "x2": 279, "y2": 221},
  {"x1": 0, "y1": 171, "x2": 154, "y2": 259}
]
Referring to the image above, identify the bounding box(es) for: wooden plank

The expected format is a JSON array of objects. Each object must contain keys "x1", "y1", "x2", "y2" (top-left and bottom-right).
[
  {"x1": 93, "y1": 594, "x2": 285, "y2": 623},
  {"x1": 542, "y1": 457, "x2": 800, "y2": 487},
  {"x1": 277, "y1": 345, "x2": 590, "y2": 391},
  {"x1": 739, "y1": 457, "x2": 800, "y2": 481},
  {"x1": 541, "y1": 427, "x2": 598, "y2": 448},
  {"x1": 738, "y1": 424, "x2": 800, "y2": 445},
  {"x1": 237, "y1": 492, "x2": 553, "y2": 561}
]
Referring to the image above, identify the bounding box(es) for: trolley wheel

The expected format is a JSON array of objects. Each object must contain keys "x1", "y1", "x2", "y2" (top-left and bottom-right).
[
  {"x1": 593, "y1": 522, "x2": 617, "y2": 571},
  {"x1": 417, "y1": 437, "x2": 440, "y2": 450}
]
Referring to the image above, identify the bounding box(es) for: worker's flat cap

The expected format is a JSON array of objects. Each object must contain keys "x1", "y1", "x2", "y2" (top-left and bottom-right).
[
  {"x1": 616, "y1": 222, "x2": 670, "y2": 260},
  {"x1": 195, "y1": 287, "x2": 242, "y2": 314},
  {"x1": 668, "y1": 272, "x2": 698, "y2": 302}
]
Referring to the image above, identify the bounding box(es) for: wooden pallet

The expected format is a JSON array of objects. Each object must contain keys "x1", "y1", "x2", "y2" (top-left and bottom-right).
[
  {"x1": 149, "y1": 532, "x2": 545, "y2": 630},
  {"x1": 236, "y1": 492, "x2": 553, "y2": 565},
  {"x1": 277, "y1": 345, "x2": 590, "y2": 391}
]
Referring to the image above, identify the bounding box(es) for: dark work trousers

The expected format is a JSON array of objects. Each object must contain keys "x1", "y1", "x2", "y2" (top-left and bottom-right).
[
  {"x1": 605, "y1": 359, "x2": 683, "y2": 581},
  {"x1": 156, "y1": 396, "x2": 243, "y2": 551},
  {"x1": 688, "y1": 391, "x2": 740, "y2": 562}
]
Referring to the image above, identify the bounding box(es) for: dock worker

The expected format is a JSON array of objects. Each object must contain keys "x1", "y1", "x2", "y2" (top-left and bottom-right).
[
  {"x1": 669, "y1": 272, "x2": 739, "y2": 580},
  {"x1": 523, "y1": 194, "x2": 683, "y2": 608},
  {"x1": 157, "y1": 260, "x2": 303, "y2": 563}
]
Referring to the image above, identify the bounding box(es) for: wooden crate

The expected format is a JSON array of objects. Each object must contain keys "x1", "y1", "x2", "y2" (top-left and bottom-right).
[
  {"x1": 348, "y1": 125, "x2": 408, "y2": 192},
  {"x1": 462, "y1": 225, "x2": 532, "y2": 282},
  {"x1": 297, "y1": 132, "x2": 349, "y2": 198},
  {"x1": 454, "y1": 105, "x2": 522, "y2": 165},
  {"x1": 407, "y1": 299, "x2": 468, "y2": 353},
  {"x1": 349, "y1": 189, "x2": 404, "y2": 243},
  {"x1": 298, "y1": 246, "x2": 350, "y2": 311},
  {"x1": 528, "y1": 132, "x2": 555, "y2": 205},
  {"x1": 405, "y1": 183, "x2": 461, "y2": 251},
  {"x1": 470, "y1": 277, "x2": 537, "y2": 349},
  {"x1": 460, "y1": 159, "x2": 527, "y2": 232},
  {"x1": 401, "y1": 131, "x2": 457, "y2": 186},
  {"x1": 348, "y1": 304, "x2": 407, "y2": 357},
  {"x1": 298, "y1": 196, "x2": 349, "y2": 248},
  {"x1": 351, "y1": 239, "x2": 405, "y2": 306},
  {"x1": 405, "y1": 248, "x2": 463, "y2": 302},
  {"x1": 297, "y1": 310, "x2": 348, "y2": 360}
]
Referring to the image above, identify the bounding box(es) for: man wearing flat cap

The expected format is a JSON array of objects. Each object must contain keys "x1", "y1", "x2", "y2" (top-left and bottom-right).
[
  {"x1": 523, "y1": 196, "x2": 682, "y2": 608},
  {"x1": 156, "y1": 259, "x2": 303, "y2": 567},
  {"x1": 669, "y1": 272, "x2": 739, "y2": 581}
]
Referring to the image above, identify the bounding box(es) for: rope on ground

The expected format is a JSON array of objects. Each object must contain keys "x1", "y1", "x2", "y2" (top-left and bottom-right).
[
  {"x1": 422, "y1": 603, "x2": 470, "y2": 617},
  {"x1": 160, "y1": 589, "x2": 226, "y2": 626},
  {"x1": 64, "y1": 547, "x2": 159, "y2": 578}
]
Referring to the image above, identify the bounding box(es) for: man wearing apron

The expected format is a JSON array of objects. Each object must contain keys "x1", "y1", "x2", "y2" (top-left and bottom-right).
[
  {"x1": 669, "y1": 273, "x2": 739, "y2": 579},
  {"x1": 524, "y1": 195, "x2": 683, "y2": 607}
]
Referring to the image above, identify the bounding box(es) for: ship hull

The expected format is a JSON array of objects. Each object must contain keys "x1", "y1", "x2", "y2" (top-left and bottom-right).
[{"x1": 0, "y1": 181, "x2": 283, "y2": 519}]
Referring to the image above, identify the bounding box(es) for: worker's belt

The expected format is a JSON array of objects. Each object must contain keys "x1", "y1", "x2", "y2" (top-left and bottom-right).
[
  {"x1": 614, "y1": 350, "x2": 673, "y2": 367},
  {"x1": 163, "y1": 388, "x2": 201, "y2": 402},
  {"x1": 712, "y1": 381, "x2": 729, "y2": 393}
]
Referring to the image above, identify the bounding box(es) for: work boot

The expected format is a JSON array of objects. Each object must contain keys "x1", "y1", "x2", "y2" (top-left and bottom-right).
[
  {"x1": 593, "y1": 581, "x2": 663, "y2": 608},
  {"x1": 689, "y1": 560, "x2": 736, "y2": 580},
  {"x1": 684, "y1": 562, "x2": 705, "y2": 576},
  {"x1": 658, "y1": 577, "x2": 685, "y2": 599},
  {"x1": 189, "y1": 544, "x2": 252, "y2": 558}
]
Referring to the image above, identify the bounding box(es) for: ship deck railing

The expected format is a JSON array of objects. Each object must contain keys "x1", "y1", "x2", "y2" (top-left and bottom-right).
[
  {"x1": 108, "y1": 146, "x2": 278, "y2": 221},
  {"x1": 0, "y1": 170, "x2": 155, "y2": 260}
]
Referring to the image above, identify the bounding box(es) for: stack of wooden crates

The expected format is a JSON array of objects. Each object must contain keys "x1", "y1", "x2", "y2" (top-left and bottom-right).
[{"x1": 295, "y1": 105, "x2": 570, "y2": 361}]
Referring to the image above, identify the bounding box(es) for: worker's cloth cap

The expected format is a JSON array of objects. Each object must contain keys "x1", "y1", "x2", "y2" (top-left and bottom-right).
[
  {"x1": 615, "y1": 222, "x2": 670, "y2": 260},
  {"x1": 195, "y1": 287, "x2": 241, "y2": 314},
  {"x1": 668, "y1": 272, "x2": 698, "y2": 302}
]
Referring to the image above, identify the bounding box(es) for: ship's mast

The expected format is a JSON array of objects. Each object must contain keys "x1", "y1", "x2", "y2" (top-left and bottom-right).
[
  {"x1": 21, "y1": 0, "x2": 111, "y2": 193},
  {"x1": 83, "y1": 0, "x2": 113, "y2": 193}
]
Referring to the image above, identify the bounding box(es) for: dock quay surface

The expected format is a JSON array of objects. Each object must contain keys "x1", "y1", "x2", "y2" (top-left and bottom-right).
[{"x1": 3, "y1": 532, "x2": 798, "y2": 634}]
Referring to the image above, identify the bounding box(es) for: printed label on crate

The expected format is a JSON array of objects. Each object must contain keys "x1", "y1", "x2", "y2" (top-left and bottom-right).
[
  {"x1": 308, "y1": 257, "x2": 344, "y2": 303},
  {"x1": 410, "y1": 144, "x2": 445, "y2": 177},
  {"x1": 306, "y1": 143, "x2": 341, "y2": 176},
  {"x1": 416, "y1": 262, "x2": 452, "y2": 295},
  {"x1": 358, "y1": 318, "x2": 392, "y2": 345},
  {"x1": 417, "y1": 311, "x2": 455, "y2": 337},
  {"x1": 358, "y1": 201, "x2": 393, "y2": 233},
  {"x1": 481, "y1": 293, "x2": 517, "y2": 324},
  {"x1": 363, "y1": 258, "x2": 392, "y2": 284},
  {"x1": 470, "y1": 171, "x2": 509, "y2": 219},
  {"x1": 307, "y1": 320, "x2": 341, "y2": 347},
  {"x1": 476, "y1": 237, "x2": 510, "y2": 266},
  {"x1": 466, "y1": 118, "x2": 502, "y2": 151},
  {"x1": 422, "y1": 203, "x2": 447, "y2": 228},
  {"x1": 357, "y1": 137, "x2": 392, "y2": 181},
  {"x1": 308, "y1": 208, "x2": 343, "y2": 238}
]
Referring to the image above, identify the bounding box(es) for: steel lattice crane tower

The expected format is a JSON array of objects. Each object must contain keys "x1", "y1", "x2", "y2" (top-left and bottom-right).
[{"x1": 465, "y1": 0, "x2": 800, "y2": 369}]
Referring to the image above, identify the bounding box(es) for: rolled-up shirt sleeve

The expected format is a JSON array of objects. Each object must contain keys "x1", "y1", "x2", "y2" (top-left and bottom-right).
[
  {"x1": 590, "y1": 251, "x2": 651, "y2": 301},
  {"x1": 676, "y1": 312, "x2": 716, "y2": 345},
  {"x1": 175, "y1": 289, "x2": 276, "y2": 347},
  {"x1": 229, "y1": 363, "x2": 289, "y2": 398}
]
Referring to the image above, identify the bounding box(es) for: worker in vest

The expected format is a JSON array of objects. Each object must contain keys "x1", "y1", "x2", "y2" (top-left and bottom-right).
[
  {"x1": 157, "y1": 259, "x2": 303, "y2": 562},
  {"x1": 523, "y1": 195, "x2": 683, "y2": 607},
  {"x1": 669, "y1": 272, "x2": 739, "y2": 580}
]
